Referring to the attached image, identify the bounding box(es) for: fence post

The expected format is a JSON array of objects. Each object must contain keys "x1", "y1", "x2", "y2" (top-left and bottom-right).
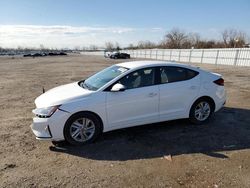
[
  {"x1": 215, "y1": 50, "x2": 219, "y2": 65},
  {"x1": 178, "y1": 50, "x2": 181, "y2": 62},
  {"x1": 234, "y1": 49, "x2": 239, "y2": 66},
  {"x1": 188, "y1": 49, "x2": 192, "y2": 63},
  {"x1": 201, "y1": 49, "x2": 204, "y2": 64},
  {"x1": 150, "y1": 50, "x2": 152, "y2": 59},
  {"x1": 156, "y1": 50, "x2": 158, "y2": 59},
  {"x1": 170, "y1": 50, "x2": 172, "y2": 61},
  {"x1": 162, "y1": 50, "x2": 165, "y2": 60}
]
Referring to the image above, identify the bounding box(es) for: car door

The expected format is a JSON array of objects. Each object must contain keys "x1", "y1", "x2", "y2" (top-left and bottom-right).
[
  {"x1": 159, "y1": 66, "x2": 200, "y2": 121},
  {"x1": 106, "y1": 67, "x2": 159, "y2": 129}
]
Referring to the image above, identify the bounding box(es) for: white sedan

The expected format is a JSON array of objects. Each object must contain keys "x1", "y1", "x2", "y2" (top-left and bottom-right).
[{"x1": 31, "y1": 61, "x2": 226, "y2": 145}]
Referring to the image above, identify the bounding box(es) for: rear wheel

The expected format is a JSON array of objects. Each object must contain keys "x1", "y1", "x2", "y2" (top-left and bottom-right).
[
  {"x1": 64, "y1": 112, "x2": 102, "y2": 145},
  {"x1": 189, "y1": 99, "x2": 213, "y2": 124}
]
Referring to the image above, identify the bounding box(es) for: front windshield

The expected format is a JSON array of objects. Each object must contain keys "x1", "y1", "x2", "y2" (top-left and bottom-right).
[{"x1": 81, "y1": 65, "x2": 129, "y2": 91}]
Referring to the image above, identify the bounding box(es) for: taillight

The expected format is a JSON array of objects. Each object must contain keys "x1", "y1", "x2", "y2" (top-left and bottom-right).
[{"x1": 214, "y1": 78, "x2": 224, "y2": 86}]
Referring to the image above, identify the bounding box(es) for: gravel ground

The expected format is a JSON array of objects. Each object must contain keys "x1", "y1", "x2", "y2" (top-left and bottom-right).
[{"x1": 0, "y1": 54, "x2": 250, "y2": 188}]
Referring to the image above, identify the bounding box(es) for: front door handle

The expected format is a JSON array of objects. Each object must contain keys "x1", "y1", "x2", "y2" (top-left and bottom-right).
[{"x1": 189, "y1": 86, "x2": 197, "y2": 90}]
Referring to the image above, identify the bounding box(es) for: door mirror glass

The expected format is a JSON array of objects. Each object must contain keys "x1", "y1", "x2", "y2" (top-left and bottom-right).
[{"x1": 111, "y1": 83, "x2": 126, "y2": 92}]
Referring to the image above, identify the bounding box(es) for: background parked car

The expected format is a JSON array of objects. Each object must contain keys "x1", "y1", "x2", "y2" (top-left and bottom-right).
[
  {"x1": 23, "y1": 52, "x2": 67, "y2": 57},
  {"x1": 110, "y1": 52, "x2": 130, "y2": 59},
  {"x1": 104, "y1": 51, "x2": 111, "y2": 58},
  {"x1": 23, "y1": 54, "x2": 32, "y2": 57},
  {"x1": 32, "y1": 53, "x2": 43, "y2": 57}
]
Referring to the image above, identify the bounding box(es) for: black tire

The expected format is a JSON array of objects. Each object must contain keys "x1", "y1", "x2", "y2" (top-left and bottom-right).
[
  {"x1": 189, "y1": 98, "x2": 214, "y2": 125},
  {"x1": 64, "y1": 112, "x2": 102, "y2": 145}
]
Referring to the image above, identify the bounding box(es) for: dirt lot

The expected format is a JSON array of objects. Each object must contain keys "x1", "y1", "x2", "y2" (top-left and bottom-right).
[{"x1": 0, "y1": 54, "x2": 250, "y2": 188}]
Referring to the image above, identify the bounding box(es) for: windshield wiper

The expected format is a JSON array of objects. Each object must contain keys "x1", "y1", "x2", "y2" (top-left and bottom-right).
[
  {"x1": 83, "y1": 82, "x2": 90, "y2": 90},
  {"x1": 79, "y1": 81, "x2": 89, "y2": 90}
]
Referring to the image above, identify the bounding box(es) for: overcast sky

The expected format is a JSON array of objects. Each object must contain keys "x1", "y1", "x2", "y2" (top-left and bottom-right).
[{"x1": 0, "y1": 0, "x2": 249, "y2": 48}]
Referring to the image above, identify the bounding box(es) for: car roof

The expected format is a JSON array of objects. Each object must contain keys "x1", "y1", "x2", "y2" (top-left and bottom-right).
[{"x1": 117, "y1": 60, "x2": 196, "y2": 70}]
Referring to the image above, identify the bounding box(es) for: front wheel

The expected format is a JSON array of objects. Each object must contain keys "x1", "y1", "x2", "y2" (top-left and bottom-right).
[
  {"x1": 64, "y1": 112, "x2": 102, "y2": 145},
  {"x1": 189, "y1": 99, "x2": 213, "y2": 124}
]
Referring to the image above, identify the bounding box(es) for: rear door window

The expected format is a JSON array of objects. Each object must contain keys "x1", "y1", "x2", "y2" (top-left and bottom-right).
[{"x1": 160, "y1": 66, "x2": 199, "y2": 84}]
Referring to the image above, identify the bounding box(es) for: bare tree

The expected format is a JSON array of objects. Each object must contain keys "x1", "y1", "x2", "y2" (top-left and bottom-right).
[
  {"x1": 105, "y1": 42, "x2": 115, "y2": 51},
  {"x1": 127, "y1": 43, "x2": 135, "y2": 49},
  {"x1": 222, "y1": 29, "x2": 246, "y2": 48},
  {"x1": 115, "y1": 42, "x2": 121, "y2": 51},
  {"x1": 162, "y1": 28, "x2": 188, "y2": 49},
  {"x1": 88, "y1": 45, "x2": 98, "y2": 51},
  {"x1": 73, "y1": 46, "x2": 80, "y2": 51},
  {"x1": 137, "y1": 40, "x2": 156, "y2": 49},
  {"x1": 188, "y1": 32, "x2": 201, "y2": 48},
  {"x1": 81, "y1": 46, "x2": 88, "y2": 51},
  {"x1": 39, "y1": 44, "x2": 45, "y2": 50}
]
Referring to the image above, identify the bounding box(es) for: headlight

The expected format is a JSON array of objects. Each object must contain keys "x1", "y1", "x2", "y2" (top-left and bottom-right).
[{"x1": 32, "y1": 105, "x2": 61, "y2": 118}]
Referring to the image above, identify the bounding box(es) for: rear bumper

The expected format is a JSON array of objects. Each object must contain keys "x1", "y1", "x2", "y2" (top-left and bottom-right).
[
  {"x1": 214, "y1": 87, "x2": 226, "y2": 112},
  {"x1": 215, "y1": 99, "x2": 226, "y2": 112}
]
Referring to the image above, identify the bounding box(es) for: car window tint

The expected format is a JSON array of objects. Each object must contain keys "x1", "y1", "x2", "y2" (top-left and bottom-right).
[
  {"x1": 160, "y1": 68, "x2": 168, "y2": 83},
  {"x1": 118, "y1": 68, "x2": 155, "y2": 89},
  {"x1": 186, "y1": 69, "x2": 198, "y2": 79},
  {"x1": 160, "y1": 66, "x2": 198, "y2": 84}
]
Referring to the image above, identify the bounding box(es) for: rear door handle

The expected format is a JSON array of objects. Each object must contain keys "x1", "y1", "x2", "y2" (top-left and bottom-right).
[
  {"x1": 189, "y1": 86, "x2": 197, "y2": 90},
  {"x1": 148, "y1": 93, "x2": 157, "y2": 97}
]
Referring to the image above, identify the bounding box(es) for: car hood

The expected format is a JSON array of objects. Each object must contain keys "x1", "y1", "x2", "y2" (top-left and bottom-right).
[{"x1": 35, "y1": 82, "x2": 93, "y2": 108}]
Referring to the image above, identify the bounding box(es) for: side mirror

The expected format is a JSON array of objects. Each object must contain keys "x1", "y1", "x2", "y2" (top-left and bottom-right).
[{"x1": 111, "y1": 83, "x2": 126, "y2": 92}]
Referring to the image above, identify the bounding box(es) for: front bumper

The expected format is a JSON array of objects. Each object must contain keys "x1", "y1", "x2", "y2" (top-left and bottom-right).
[
  {"x1": 30, "y1": 117, "x2": 52, "y2": 140},
  {"x1": 30, "y1": 110, "x2": 71, "y2": 141}
]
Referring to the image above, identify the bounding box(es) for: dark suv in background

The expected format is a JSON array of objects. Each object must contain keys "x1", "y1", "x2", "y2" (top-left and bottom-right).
[{"x1": 110, "y1": 52, "x2": 130, "y2": 59}]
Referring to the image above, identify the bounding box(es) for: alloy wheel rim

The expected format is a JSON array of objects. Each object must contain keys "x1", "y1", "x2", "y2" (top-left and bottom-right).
[
  {"x1": 194, "y1": 101, "x2": 211, "y2": 121},
  {"x1": 70, "y1": 118, "x2": 95, "y2": 142}
]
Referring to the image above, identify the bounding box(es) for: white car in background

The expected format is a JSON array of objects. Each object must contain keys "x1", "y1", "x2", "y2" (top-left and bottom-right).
[
  {"x1": 104, "y1": 51, "x2": 112, "y2": 58},
  {"x1": 31, "y1": 61, "x2": 226, "y2": 145}
]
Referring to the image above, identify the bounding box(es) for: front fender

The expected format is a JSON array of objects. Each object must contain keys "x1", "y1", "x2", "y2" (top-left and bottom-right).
[{"x1": 59, "y1": 92, "x2": 108, "y2": 131}]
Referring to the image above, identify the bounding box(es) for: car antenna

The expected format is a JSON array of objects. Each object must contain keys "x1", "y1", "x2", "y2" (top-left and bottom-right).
[{"x1": 42, "y1": 87, "x2": 45, "y2": 93}]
